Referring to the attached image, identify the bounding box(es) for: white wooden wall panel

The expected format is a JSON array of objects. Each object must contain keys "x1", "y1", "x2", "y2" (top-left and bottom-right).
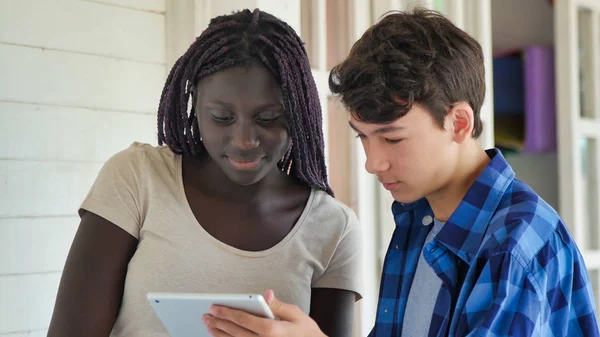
[
  {"x1": 311, "y1": 69, "x2": 330, "y2": 166},
  {"x1": 81, "y1": 0, "x2": 166, "y2": 13},
  {"x1": 0, "y1": 217, "x2": 79, "y2": 275},
  {"x1": 416, "y1": 0, "x2": 435, "y2": 8},
  {"x1": 0, "y1": 103, "x2": 156, "y2": 162},
  {"x1": 580, "y1": 118, "x2": 600, "y2": 138},
  {"x1": 0, "y1": 44, "x2": 165, "y2": 114},
  {"x1": 579, "y1": 10, "x2": 600, "y2": 122},
  {"x1": 556, "y1": 0, "x2": 600, "y2": 316},
  {"x1": 556, "y1": 0, "x2": 586, "y2": 246},
  {"x1": 193, "y1": 0, "x2": 301, "y2": 35},
  {"x1": 372, "y1": 0, "x2": 400, "y2": 22},
  {"x1": 0, "y1": 0, "x2": 166, "y2": 64},
  {"x1": 578, "y1": 0, "x2": 600, "y2": 11},
  {"x1": 444, "y1": 0, "x2": 465, "y2": 29},
  {"x1": 579, "y1": 9, "x2": 600, "y2": 257},
  {"x1": 0, "y1": 161, "x2": 103, "y2": 218},
  {"x1": 166, "y1": 0, "x2": 196, "y2": 69},
  {"x1": 257, "y1": 0, "x2": 301, "y2": 33},
  {"x1": 315, "y1": 0, "x2": 327, "y2": 72},
  {"x1": 0, "y1": 0, "x2": 167, "y2": 334},
  {"x1": 312, "y1": 0, "x2": 329, "y2": 167},
  {"x1": 583, "y1": 251, "x2": 600, "y2": 269},
  {"x1": 347, "y1": 1, "x2": 381, "y2": 335},
  {"x1": 464, "y1": 0, "x2": 494, "y2": 150},
  {"x1": 0, "y1": 273, "x2": 62, "y2": 334},
  {"x1": 2, "y1": 331, "x2": 47, "y2": 337}
]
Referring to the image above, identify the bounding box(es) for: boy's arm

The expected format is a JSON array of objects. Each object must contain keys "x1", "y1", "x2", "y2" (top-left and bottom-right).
[{"x1": 462, "y1": 245, "x2": 599, "y2": 337}]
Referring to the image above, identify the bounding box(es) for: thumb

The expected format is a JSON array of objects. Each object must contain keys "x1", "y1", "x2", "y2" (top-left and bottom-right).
[{"x1": 264, "y1": 289, "x2": 301, "y2": 322}]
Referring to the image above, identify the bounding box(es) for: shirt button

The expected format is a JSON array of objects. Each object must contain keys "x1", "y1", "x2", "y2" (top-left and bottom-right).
[
  {"x1": 422, "y1": 215, "x2": 433, "y2": 226},
  {"x1": 384, "y1": 309, "x2": 388, "y2": 313},
  {"x1": 395, "y1": 245, "x2": 399, "y2": 250}
]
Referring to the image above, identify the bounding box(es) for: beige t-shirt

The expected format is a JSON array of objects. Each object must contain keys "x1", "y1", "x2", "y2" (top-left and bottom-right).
[{"x1": 80, "y1": 142, "x2": 363, "y2": 337}]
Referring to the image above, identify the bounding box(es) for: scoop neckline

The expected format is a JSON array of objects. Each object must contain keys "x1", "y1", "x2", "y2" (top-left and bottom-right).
[{"x1": 175, "y1": 154, "x2": 316, "y2": 258}]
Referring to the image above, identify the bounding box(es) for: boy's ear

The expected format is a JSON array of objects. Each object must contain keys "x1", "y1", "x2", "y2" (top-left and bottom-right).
[{"x1": 447, "y1": 102, "x2": 474, "y2": 143}]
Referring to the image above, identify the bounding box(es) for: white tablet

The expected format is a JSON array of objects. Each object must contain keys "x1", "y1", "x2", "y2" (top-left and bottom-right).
[{"x1": 147, "y1": 292, "x2": 274, "y2": 337}]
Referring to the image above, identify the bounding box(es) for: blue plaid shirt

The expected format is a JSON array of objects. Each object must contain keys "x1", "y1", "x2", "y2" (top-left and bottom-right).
[{"x1": 369, "y1": 149, "x2": 600, "y2": 337}]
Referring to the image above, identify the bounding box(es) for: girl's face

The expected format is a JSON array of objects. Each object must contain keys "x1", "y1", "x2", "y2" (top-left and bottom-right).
[{"x1": 195, "y1": 66, "x2": 291, "y2": 186}]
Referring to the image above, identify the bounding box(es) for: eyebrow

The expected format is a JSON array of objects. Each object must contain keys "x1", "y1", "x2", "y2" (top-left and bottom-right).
[
  {"x1": 348, "y1": 121, "x2": 404, "y2": 135},
  {"x1": 207, "y1": 100, "x2": 283, "y2": 110},
  {"x1": 207, "y1": 100, "x2": 235, "y2": 108}
]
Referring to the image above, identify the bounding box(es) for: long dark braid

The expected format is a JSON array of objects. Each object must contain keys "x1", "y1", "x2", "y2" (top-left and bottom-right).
[{"x1": 157, "y1": 9, "x2": 333, "y2": 196}]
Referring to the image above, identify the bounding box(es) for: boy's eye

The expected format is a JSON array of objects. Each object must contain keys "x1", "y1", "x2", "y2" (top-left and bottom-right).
[{"x1": 385, "y1": 138, "x2": 403, "y2": 144}]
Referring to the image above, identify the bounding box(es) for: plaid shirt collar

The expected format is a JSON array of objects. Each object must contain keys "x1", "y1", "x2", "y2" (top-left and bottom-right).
[{"x1": 391, "y1": 149, "x2": 515, "y2": 264}]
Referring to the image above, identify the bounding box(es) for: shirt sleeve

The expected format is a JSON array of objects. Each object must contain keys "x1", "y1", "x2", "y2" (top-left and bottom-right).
[
  {"x1": 462, "y1": 233, "x2": 600, "y2": 337},
  {"x1": 79, "y1": 143, "x2": 147, "y2": 239},
  {"x1": 312, "y1": 208, "x2": 364, "y2": 300}
]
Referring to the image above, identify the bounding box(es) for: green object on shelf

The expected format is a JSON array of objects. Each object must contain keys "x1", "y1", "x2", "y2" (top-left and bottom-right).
[
  {"x1": 494, "y1": 113, "x2": 525, "y2": 152},
  {"x1": 498, "y1": 147, "x2": 521, "y2": 157}
]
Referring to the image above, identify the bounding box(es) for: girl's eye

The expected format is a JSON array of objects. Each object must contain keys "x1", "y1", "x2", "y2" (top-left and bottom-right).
[
  {"x1": 385, "y1": 138, "x2": 403, "y2": 144},
  {"x1": 256, "y1": 115, "x2": 281, "y2": 125},
  {"x1": 212, "y1": 116, "x2": 234, "y2": 124}
]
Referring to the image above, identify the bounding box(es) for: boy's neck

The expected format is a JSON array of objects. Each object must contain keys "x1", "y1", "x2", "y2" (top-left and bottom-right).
[{"x1": 426, "y1": 142, "x2": 490, "y2": 222}]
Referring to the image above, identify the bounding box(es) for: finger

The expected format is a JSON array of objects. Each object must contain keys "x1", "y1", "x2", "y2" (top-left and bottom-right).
[
  {"x1": 264, "y1": 289, "x2": 302, "y2": 322},
  {"x1": 206, "y1": 326, "x2": 233, "y2": 337},
  {"x1": 264, "y1": 289, "x2": 275, "y2": 304},
  {"x1": 210, "y1": 307, "x2": 266, "y2": 335},
  {"x1": 204, "y1": 314, "x2": 257, "y2": 337}
]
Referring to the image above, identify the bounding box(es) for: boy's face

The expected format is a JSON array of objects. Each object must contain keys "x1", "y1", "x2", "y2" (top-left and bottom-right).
[{"x1": 350, "y1": 104, "x2": 460, "y2": 204}]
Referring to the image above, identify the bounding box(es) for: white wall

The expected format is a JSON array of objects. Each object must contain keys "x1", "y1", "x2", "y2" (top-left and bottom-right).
[
  {"x1": 491, "y1": 0, "x2": 554, "y2": 51},
  {"x1": 0, "y1": 0, "x2": 166, "y2": 335}
]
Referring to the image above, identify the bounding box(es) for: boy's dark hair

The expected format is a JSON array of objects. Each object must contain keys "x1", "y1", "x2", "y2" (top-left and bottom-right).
[
  {"x1": 157, "y1": 9, "x2": 333, "y2": 195},
  {"x1": 329, "y1": 8, "x2": 485, "y2": 138}
]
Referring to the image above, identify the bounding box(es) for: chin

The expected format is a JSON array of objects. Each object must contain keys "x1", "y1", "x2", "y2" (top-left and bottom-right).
[
  {"x1": 216, "y1": 160, "x2": 265, "y2": 186},
  {"x1": 226, "y1": 174, "x2": 263, "y2": 186},
  {"x1": 390, "y1": 190, "x2": 424, "y2": 204},
  {"x1": 223, "y1": 166, "x2": 271, "y2": 186}
]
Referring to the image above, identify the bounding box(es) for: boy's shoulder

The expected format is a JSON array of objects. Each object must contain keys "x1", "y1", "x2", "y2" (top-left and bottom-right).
[{"x1": 481, "y1": 177, "x2": 573, "y2": 266}]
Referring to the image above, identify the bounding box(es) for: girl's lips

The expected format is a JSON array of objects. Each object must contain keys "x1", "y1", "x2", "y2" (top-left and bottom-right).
[{"x1": 227, "y1": 157, "x2": 262, "y2": 170}]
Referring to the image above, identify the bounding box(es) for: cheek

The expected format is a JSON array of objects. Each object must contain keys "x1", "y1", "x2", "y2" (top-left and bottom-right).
[
  {"x1": 198, "y1": 124, "x2": 224, "y2": 146},
  {"x1": 422, "y1": 148, "x2": 456, "y2": 185},
  {"x1": 197, "y1": 116, "x2": 215, "y2": 139},
  {"x1": 390, "y1": 143, "x2": 415, "y2": 167},
  {"x1": 197, "y1": 121, "x2": 228, "y2": 156},
  {"x1": 390, "y1": 143, "x2": 436, "y2": 183},
  {"x1": 262, "y1": 128, "x2": 290, "y2": 156}
]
